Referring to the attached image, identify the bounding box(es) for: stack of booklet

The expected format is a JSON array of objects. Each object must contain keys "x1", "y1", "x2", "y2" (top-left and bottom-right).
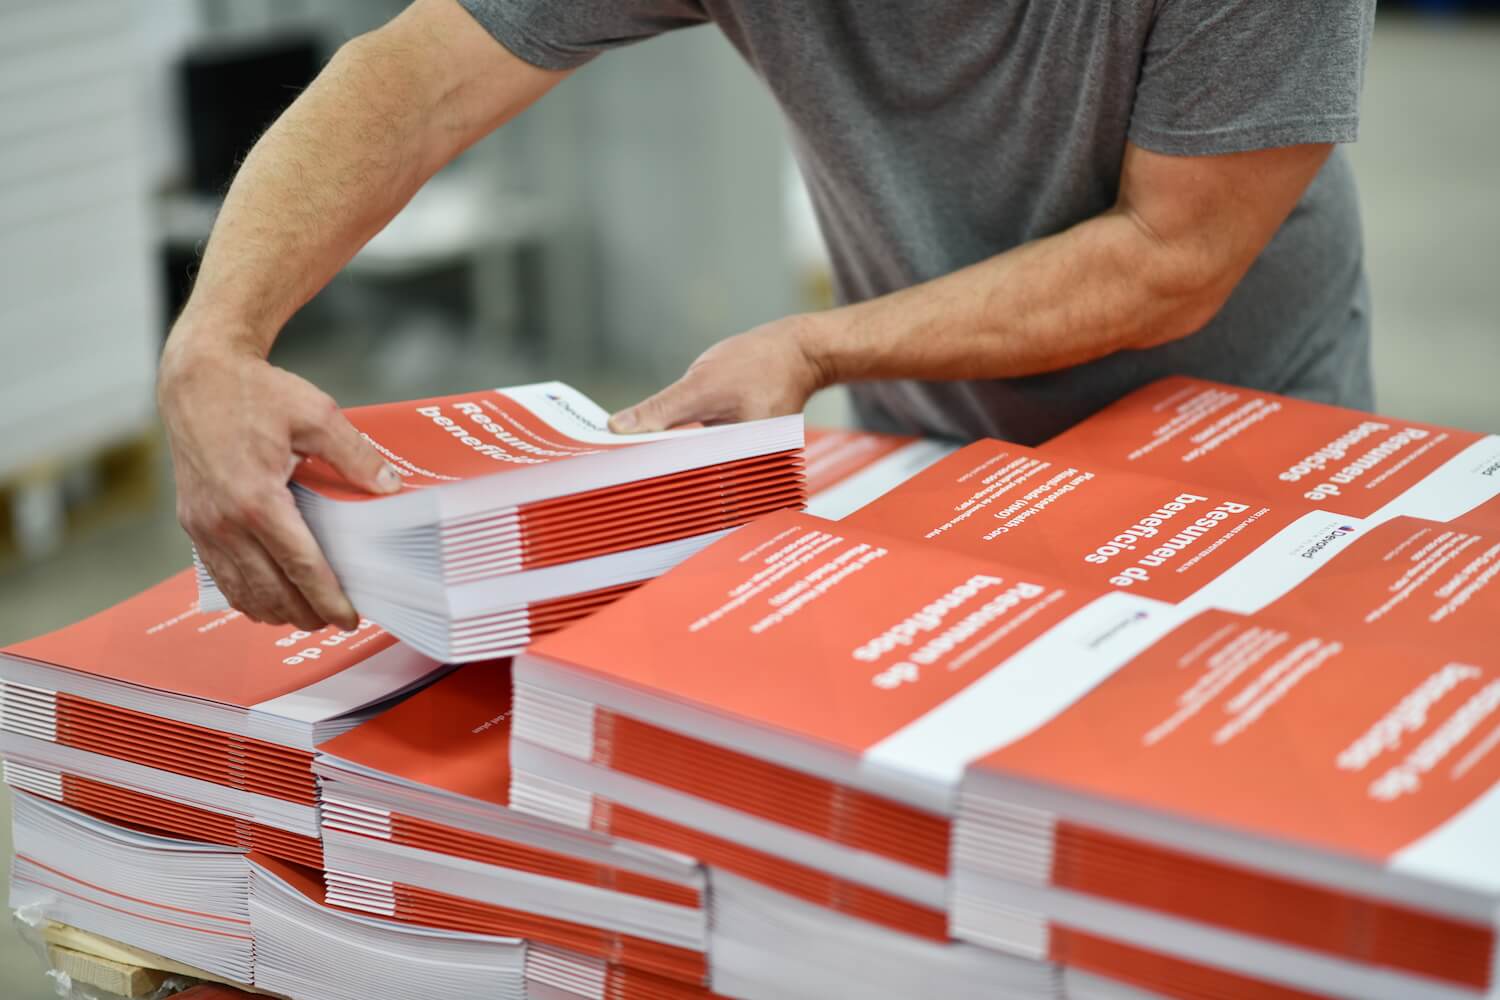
[
  {"x1": 258, "y1": 857, "x2": 714, "y2": 1000},
  {"x1": 249, "y1": 853, "x2": 529, "y2": 1000},
  {"x1": 254, "y1": 854, "x2": 704, "y2": 1000},
  {"x1": 14, "y1": 793, "x2": 620, "y2": 1000},
  {"x1": 200, "y1": 382, "x2": 804, "y2": 662},
  {"x1": 508, "y1": 510, "x2": 1171, "y2": 961},
  {"x1": 949, "y1": 606, "x2": 1500, "y2": 1000},
  {"x1": 0, "y1": 569, "x2": 447, "y2": 867},
  {"x1": 508, "y1": 497, "x2": 1500, "y2": 998},
  {"x1": 9, "y1": 793, "x2": 254, "y2": 983},
  {"x1": 313, "y1": 661, "x2": 712, "y2": 990},
  {"x1": 843, "y1": 388, "x2": 1499, "y2": 998},
  {"x1": 707, "y1": 868, "x2": 1059, "y2": 1000},
  {"x1": 7, "y1": 374, "x2": 1496, "y2": 1000},
  {"x1": 802, "y1": 426, "x2": 955, "y2": 519}
]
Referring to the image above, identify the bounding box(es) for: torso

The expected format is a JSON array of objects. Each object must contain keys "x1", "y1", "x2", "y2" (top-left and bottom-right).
[{"x1": 705, "y1": 1, "x2": 1373, "y2": 443}]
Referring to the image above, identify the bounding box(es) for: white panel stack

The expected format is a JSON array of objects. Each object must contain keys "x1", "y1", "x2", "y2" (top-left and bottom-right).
[
  {"x1": 249, "y1": 856, "x2": 529, "y2": 1000},
  {"x1": 708, "y1": 870, "x2": 1058, "y2": 1000},
  {"x1": 9, "y1": 794, "x2": 253, "y2": 984},
  {"x1": 0, "y1": 0, "x2": 159, "y2": 480}
]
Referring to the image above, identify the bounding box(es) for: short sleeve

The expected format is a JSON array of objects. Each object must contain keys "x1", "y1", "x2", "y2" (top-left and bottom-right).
[
  {"x1": 458, "y1": 0, "x2": 711, "y2": 71},
  {"x1": 1128, "y1": 0, "x2": 1376, "y2": 157}
]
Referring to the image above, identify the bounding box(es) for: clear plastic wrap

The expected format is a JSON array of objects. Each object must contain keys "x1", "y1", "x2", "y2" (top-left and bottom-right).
[{"x1": 12, "y1": 906, "x2": 206, "y2": 1000}]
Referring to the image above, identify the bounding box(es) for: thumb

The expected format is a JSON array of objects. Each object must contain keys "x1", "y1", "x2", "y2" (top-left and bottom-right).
[
  {"x1": 297, "y1": 409, "x2": 402, "y2": 495},
  {"x1": 610, "y1": 376, "x2": 711, "y2": 434}
]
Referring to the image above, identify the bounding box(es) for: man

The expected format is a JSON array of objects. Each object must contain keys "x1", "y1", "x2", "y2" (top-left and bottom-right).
[{"x1": 159, "y1": 0, "x2": 1377, "y2": 631}]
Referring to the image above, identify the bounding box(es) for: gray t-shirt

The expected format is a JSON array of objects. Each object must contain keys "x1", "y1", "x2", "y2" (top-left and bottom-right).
[{"x1": 460, "y1": 0, "x2": 1377, "y2": 444}]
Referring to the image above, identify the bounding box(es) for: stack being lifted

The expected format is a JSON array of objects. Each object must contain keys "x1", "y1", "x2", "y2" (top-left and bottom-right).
[{"x1": 200, "y1": 383, "x2": 804, "y2": 662}]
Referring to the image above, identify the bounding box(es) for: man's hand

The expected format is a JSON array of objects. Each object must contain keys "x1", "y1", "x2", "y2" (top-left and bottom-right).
[
  {"x1": 609, "y1": 316, "x2": 830, "y2": 433},
  {"x1": 159, "y1": 335, "x2": 400, "y2": 630}
]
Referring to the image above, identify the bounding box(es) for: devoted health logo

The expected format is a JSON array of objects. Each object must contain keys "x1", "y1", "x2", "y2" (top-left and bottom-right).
[
  {"x1": 543, "y1": 391, "x2": 605, "y2": 432},
  {"x1": 1085, "y1": 607, "x2": 1158, "y2": 651},
  {"x1": 1299, "y1": 524, "x2": 1358, "y2": 561}
]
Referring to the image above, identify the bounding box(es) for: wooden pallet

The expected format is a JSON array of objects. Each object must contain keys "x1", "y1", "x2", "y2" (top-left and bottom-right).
[
  {"x1": 40, "y1": 922, "x2": 278, "y2": 999},
  {"x1": 0, "y1": 429, "x2": 161, "y2": 566}
]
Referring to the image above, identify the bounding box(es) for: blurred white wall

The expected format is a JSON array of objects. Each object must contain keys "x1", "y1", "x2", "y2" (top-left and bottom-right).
[
  {"x1": 1349, "y1": 23, "x2": 1500, "y2": 433},
  {"x1": 552, "y1": 28, "x2": 798, "y2": 378}
]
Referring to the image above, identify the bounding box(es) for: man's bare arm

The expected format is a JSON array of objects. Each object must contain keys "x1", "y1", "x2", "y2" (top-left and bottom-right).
[
  {"x1": 160, "y1": 0, "x2": 563, "y2": 630},
  {"x1": 611, "y1": 142, "x2": 1333, "y2": 431}
]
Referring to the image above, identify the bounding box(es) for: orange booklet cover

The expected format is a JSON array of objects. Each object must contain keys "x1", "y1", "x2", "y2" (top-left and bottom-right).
[
  {"x1": 844, "y1": 438, "x2": 1348, "y2": 608},
  {"x1": 526, "y1": 509, "x2": 1121, "y2": 767},
  {"x1": 1260, "y1": 513, "x2": 1500, "y2": 666},
  {"x1": 296, "y1": 386, "x2": 640, "y2": 501},
  {"x1": 316, "y1": 659, "x2": 512, "y2": 807},
  {"x1": 1043, "y1": 376, "x2": 1500, "y2": 525},
  {"x1": 840, "y1": 437, "x2": 1498, "y2": 675},
  {"x1": 2, "y1": 569, "x2": 434, "y2": 717},
  {"x1": 517, "y1": 508, "x2": 1185, "y2": 894}
]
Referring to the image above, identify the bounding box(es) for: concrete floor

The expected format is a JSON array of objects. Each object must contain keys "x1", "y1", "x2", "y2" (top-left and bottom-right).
[{"x1": 1, "y1": 17, "x2": 1497, "y2": 997}]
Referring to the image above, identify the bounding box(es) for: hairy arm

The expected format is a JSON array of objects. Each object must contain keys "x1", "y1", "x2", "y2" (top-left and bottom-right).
[
  {"x1": 611, "y1": 141, "x2": 1333, "y2": 431},
  {"x1": 160, "y1": 0, "x2": 564, "y2": 629}
]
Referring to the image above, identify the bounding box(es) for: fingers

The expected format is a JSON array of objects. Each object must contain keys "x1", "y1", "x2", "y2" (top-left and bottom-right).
[
  {"x1": 610, "y1": 373, "x2": 720, "y2": 434},
  {"x1": 195, "y1": 540, "x2": 249, "y2": 614},
  {"x1": 181, "y1": 480, "x2": 351, "y2": 631},
  {"x1": 292, "y1": 396, "x2": 402, "y2": 495},
  {"x1": 164, "y1": 357, "x2": 377, "y2": 632},
  {"x1": 228, "y1": 531, "x2": 326, "y2": 630},
  {"x1": 609, "y1": 324, "x2": 823, "y2": 433},
  {"x1": 251, "y1": 493, "x2": 361, "y2": 631},
  {"x1": 194, "y1": 529, "x2": 316, "y2": 628}
]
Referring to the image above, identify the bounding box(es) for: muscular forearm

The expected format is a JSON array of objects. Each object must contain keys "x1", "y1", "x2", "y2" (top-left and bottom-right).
[
  {"x1": 802, "y1": 205, "x2": 1236, "y2": 388},
  {"x1": 791, "y1": 142, "x2": 1334, "y2": 390},
  {"x1": 608, "y1": 209, "x2": 1245, "y2": 434}
]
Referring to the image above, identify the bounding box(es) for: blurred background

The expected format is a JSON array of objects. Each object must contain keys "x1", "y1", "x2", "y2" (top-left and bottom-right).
[{"x1": 0, "y1": 0, "x2": 1497, "y2": 992}]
